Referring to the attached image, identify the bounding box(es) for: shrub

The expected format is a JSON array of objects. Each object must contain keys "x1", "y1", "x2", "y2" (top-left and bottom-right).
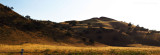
[
  {"x1": 128, "y1": 27, "x2": 133, "y2": 31},
  {"x1": 25, "y1": 15, "x2": 31, "y2": 19},
  {"x1": 82, "y1": 37, "x2": 86, "y2": 42},
  {"x1": 65, "y1": 32, "x2": 72, "y2": 37},
  {"x1": 89, "y1": 39, "x2": 95, "y2": 44},
  {"x1": 67, "y1": 21, "x2": 77, "y2": 26},
  {"x1": 10, "y1": 7, "x2": 14, "y2": 9},
  {"x1": 128, "y1": 22, "x2": 132, "y2": 27},
  {"x1": 43, "y1": 49, "x2": 52, "y2": 55}
]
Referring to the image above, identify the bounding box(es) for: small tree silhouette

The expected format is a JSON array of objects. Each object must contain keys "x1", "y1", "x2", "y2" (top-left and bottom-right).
[
  {"x1": 100, "y1": 16, "x2": 107, "y2": 19},
  {"x1": 68, "y1": 21, "x2": 77, "y2": 26},
  {"x1": 82, "y1": 37, "x2": 86, "y2": 42},
  {"x1": 65, "y1": 32, "x2": 72, "y2": 37},
  {"x1": 10, "y1": 7, "x2": 14, "y2": 9},
  {"x1": 128, "y1": 22, "x2": 132, "y2": 27},
  {"x1": 25, "y1": 15, "x2": 31, "y2": 19},
  {"x1": 128, "y1": 27, "x2": 132, "y2": 30},
  {"x1": 136, "y1": 25, "x2": 140, "y2": 27},
  {"x1": 89, "y1": 39, "x2": 95, "y2": 44}
]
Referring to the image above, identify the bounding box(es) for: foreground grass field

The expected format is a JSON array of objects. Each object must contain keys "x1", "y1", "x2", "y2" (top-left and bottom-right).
[{"x1": 0, "y1": 44, "x2": 160, "y2": 55}]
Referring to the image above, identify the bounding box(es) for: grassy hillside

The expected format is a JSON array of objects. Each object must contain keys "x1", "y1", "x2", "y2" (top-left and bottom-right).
[
  {"x1": 0, "y1": 3, "x2": 160, "y2": 47},
  {"x1": 0, "y1": 3, "x2": 83, "y2": 46},
  {"x1": 63, "y1": 17, "x2": 160, "y2": 46}
]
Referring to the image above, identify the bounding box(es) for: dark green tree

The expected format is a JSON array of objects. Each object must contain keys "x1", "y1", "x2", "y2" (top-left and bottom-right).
[
  {"x1": 68, "y1": 21, "x2": 77, "y2": 26},
  {"x1": 65, "y1": 32, "x2": 72, "y2": 36},
  {"x1": 10, "y1": 7, "x2": 14, "y2": 9},
  {"x1": 128, "y1": 22, "x2": 132, "y2": 27},
  {"x1": 25, "y1": 15, "x2": 31, "y2": 19},
  {"x1": 89, "y1": 39, "x2": 95, "y2": 44},
  {"x1": 82, "y1": 37, "x2": 86, "y2": 42}
]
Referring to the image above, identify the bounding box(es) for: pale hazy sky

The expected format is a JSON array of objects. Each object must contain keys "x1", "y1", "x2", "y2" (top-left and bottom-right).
[{"x1": 0, "y1": 0, "x2": 160, "y2": 30}]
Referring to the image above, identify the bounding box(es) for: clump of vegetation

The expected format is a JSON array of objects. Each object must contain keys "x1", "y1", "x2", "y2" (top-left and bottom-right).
[
  {"x1": 89, "y1": 39, "x2": 95, "y2": 45},
  {"x1": 82, "y1": 37, "x2": 87, "y2": 42},
  {"x1": 43, "y1": 49, "x2": 52, "y2": 55},
  {"x1": 66, "y1": 20, "x2": 77, "y2": 26},
  {"x1": 109, "y1": 49, "x2": 148, "y2": 55},
  {"x1": 65, "y1": 31, "x2": 72, "y2": 37},
  {"x1": 128, "y1": 22, "x2": 132, "y2": 27}
]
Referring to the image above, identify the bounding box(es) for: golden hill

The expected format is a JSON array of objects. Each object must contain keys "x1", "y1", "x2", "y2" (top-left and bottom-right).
[{"x1": 0, "y1": 3, "x2": 160, "y2": 47}]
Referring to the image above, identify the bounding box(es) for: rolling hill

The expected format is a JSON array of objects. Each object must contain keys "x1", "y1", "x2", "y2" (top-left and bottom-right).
[{"x1": 0, "y1": 3, "x2": 160, "y2": 47}]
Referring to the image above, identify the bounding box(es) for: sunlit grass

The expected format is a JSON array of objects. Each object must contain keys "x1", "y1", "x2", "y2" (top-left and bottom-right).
[{"x1": 0, "y1": 43, "x2": 160, "y2": 55}]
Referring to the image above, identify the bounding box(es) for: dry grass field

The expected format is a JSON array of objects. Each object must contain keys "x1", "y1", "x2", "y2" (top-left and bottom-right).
[
  {"x1": 1, "y1": 43, "x2": 160, "y2": 55},
  {"x1": 1, "y1": 3, "x2": 160, "y2": 55}
]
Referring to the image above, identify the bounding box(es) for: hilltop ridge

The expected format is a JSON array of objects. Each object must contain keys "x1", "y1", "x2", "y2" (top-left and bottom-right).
[{"x1": 1, "y1": 3, "x2": 160, "y2": 47}]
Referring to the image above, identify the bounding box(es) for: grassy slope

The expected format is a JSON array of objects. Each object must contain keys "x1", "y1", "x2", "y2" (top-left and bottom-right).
[
  {"x1": 1, "y1": 3, "x2": 160, "y2": 47},
  {"x1": 0, "y1": 3, "x2": 84, "y2": 46},
  {"x1": 64, "y1": 17, "x2": 160, "y2": 46},
  {"x1": 1, "y1": 3, "x2": 160, "y2": 55}
]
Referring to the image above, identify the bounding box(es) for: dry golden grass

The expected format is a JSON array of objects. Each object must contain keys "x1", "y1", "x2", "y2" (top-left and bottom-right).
[{"x1": 1, "y1": 43, "x2": 160, "y2": 55}]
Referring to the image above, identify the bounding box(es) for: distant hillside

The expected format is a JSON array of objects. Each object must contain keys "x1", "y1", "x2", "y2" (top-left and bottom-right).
[
  {"x1": 0, "y1": 3, "x2": 81, "y2": 46},
  {"x1": 1, "y1": 3, "x2": 160, "y2": 47},
  {"x1": 63, "y1": 17, "x2": 160, "y2": 46}
]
